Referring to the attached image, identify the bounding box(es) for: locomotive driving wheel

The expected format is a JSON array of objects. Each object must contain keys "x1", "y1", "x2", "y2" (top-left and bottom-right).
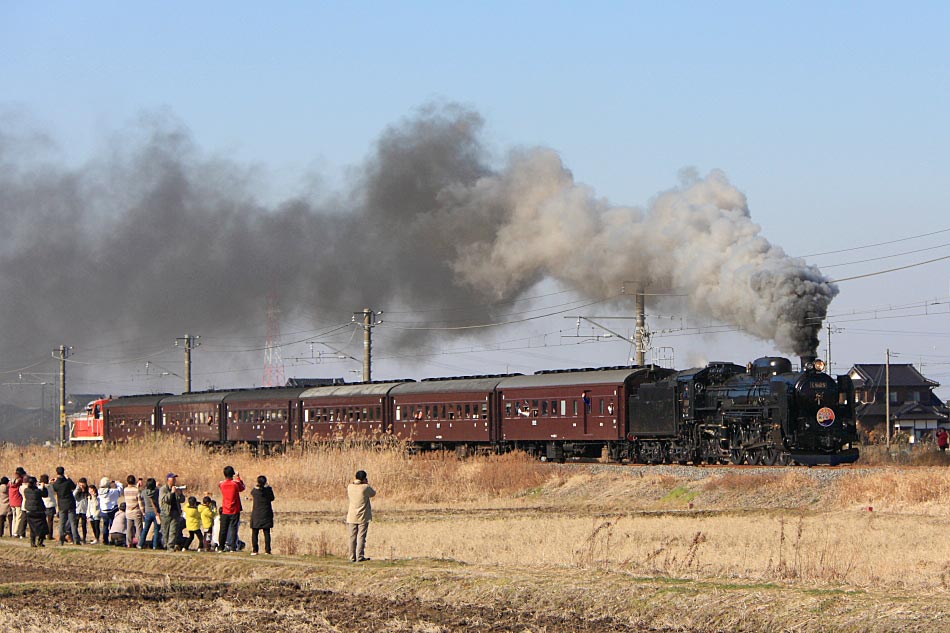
[{"x1": 761, "y1": 447, "x2": 779, "y2": 466}]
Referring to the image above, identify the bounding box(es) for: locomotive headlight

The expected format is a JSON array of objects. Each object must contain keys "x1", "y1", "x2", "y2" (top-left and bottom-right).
[{"x1": 813, "y1": 359, "x2": 826, "y2": 372}]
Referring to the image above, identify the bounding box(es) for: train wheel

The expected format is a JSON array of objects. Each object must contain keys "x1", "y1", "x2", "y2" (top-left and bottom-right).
[
  {"x1": 776, "y1": 452, "x2": 792, "y2": 466},
  {"x1": 730, "y1": 449, "x2": 745, "y2": 465},
  {"x1": 762, "y1": 448, "x2": 779, "y2": 466}
]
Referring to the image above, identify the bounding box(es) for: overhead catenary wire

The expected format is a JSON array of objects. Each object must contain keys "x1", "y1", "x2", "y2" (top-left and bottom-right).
[
  {"x1": 820, "y1": 241, "x2": 950, "y2": 269},
  {"x1": 377, "y1": 296, "x2": 617, "y2": 331},
  {"x1": 802, "y1": 226, "x2": 950, "y2": 258},
  {"x1": 827, "y1": 254, "x2": 950, "y2": 283}
]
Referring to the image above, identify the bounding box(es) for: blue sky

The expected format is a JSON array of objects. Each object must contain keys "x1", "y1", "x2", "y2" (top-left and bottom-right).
[{"x1": 3, "y1": 2, "x2": 950, "y2": 396}]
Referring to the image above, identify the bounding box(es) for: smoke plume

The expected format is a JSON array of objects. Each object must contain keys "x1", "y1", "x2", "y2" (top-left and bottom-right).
[{"x1": 0, "y1": 102, "x2": 835, "y2": 383}]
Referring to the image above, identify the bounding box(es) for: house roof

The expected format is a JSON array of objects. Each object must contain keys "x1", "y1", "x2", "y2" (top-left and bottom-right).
[
  {"x1": 856, "y1": 401, "x2": 950, "y2": 422},
  {"x1": 849, "y1": 364, "x2": 939, "y2": 389}
]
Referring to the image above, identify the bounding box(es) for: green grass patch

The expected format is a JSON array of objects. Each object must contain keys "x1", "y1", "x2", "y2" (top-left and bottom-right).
[{"x1": 660, "y1": 485, "x2": 698, "y2": 503}]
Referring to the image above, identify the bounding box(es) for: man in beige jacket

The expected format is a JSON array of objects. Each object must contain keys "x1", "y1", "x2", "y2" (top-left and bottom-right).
[{"x1": 346, "y1": 470, "x2": 376, "y2": 562}]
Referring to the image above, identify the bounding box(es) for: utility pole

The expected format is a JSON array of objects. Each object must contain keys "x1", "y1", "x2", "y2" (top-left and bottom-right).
[
  {"x1": 353, "y1": 309, "x2": 381, "y2": 382},
  {"x1": 53, "y1": 345, "x2": 72, "y2": 446},
  {"x1": 827, "y1": 327, "x2": 832, "y2": 373},
  {"x1": 885, "y1": 348, "x2": 891, "y2": 449},
  {"x1": 634, "y1": 291, "x2": 647, "y2": 365},
  {"x1": 175, "y1": 334, "x2": 200, "y2": 393}
]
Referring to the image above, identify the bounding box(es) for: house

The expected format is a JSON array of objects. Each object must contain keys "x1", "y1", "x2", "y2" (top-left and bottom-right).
[{"x1": 848, "y1": 364, "x2": 949, "y2": 442}]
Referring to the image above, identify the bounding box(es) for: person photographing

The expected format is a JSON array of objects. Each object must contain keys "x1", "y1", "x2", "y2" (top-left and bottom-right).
[
  {"x1": 345, "y1": 470, "x2": 376, "y2": 563},
  {"x1": 218, "y1": 466, "x2": 245, "y2": 552}
]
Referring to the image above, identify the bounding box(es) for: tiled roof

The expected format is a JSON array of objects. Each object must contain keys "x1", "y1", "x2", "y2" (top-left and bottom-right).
[{"x1": 849, "y1": 364, "x2": 939, "y2": 388}]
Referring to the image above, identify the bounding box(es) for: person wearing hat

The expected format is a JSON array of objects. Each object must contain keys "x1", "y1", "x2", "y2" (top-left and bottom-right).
[
  {"x1": 345, "y1": 470, "x2": 376, "y2": 563},
  {"x1": 96, "y1": 477, "x2": 123, "y2": 545},
  {"x1": 158, "y1": 473, "x2": 184, "y2": 551}
]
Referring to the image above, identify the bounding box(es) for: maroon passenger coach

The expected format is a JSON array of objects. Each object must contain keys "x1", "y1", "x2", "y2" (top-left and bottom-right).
[
  {"x1": 390, "y1": 377, "x2": 509, "y2": 448},
  {"x1": 103, "y1": 394, "x2": 167, "y2": 442},
  {"x1": 224, "y1": 387, "x2": 304, "y2": 444},
  {"x1": 298, "y1": 382, "x2": 403, "y2": 442},
  {"x1": 496, "y1": 367, "x2": 674, "y2": 461}
]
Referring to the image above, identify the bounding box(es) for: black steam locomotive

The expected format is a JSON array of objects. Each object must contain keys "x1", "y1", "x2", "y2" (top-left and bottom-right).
[{"x1": 624, "y1": 356, "x2": 859, "y2": 466}]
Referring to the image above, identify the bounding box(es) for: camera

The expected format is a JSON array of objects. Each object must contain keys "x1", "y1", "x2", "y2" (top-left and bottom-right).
[{"x1": 175, "y1": 485, "x2": 187, "y2": 490}]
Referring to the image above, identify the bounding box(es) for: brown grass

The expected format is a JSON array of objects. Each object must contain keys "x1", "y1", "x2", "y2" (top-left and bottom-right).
[
  {"x1": 859, "y1": 443, "x2": 950, "y2": 466},
  {"x1": 0, "y1": 436, "x2": 549, "y2": 504}
]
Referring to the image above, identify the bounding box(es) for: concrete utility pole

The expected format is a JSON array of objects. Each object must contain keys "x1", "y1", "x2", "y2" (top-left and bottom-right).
[
  {"x1": 353, "y1": 309, "x2": 381, "y2": 382},
  {"x1": 176, "y1": 334, "x2": 200, "y2": 393},
  {"x1": 634, "y1": 291, "x2": 647, "y2": 365},
  {"x1": 885, "y1": 348, "x2": 891, "y2": 449},
  {"x1": 53, "y1": 345, "x2": 72, "y2": 446}
]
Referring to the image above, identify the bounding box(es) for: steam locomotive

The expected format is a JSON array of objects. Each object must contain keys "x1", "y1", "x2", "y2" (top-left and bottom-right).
[
  {"x1": 70, "y1": 356, "x2": 858, "y2": 466},
  {"x1": 627, "y1": 356, "x2": 859, "y2": 466}
]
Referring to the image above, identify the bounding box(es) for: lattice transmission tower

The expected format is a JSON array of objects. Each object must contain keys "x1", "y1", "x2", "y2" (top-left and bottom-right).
[{"x1": 262, "y1": 295, "x2": 286, "y2": 387}]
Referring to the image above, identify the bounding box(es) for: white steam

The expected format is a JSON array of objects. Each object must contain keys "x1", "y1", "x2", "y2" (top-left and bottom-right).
[{"x1": 448, "y1": 150, "x2": 836, "y2": 356}]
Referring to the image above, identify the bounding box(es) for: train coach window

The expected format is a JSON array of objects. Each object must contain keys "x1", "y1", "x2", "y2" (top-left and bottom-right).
[
  {"x1": 561, "y1": 400, "x2": 567, "y2": 416},
  {"x1": 573, "y1": 400, "x2": 578, "y2": 416},
  {"x1": 541, "y1": 400, "x2": 548, "y2": 416},
  {"x1": 599, "y1": 399, "x2": 605, "y2": 415},
  {"x1": 504, "y1": 402, "x2": 511, "y2": 417},
  {"x1": 481, "y1": 403, "x2": 488, "y2": 419},
  {"x1": 550, "y1": 400, "x2": 558, "y2": 416}
]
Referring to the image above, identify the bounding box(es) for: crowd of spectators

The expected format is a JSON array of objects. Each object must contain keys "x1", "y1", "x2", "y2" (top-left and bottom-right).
[{"x1": 0, "y1": 464, "x2": 274, "y2": 552}]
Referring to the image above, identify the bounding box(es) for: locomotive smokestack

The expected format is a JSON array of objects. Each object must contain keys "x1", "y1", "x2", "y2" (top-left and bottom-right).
[{"x1": 800, "y1": 354, "x2": 818, "y2": 371}]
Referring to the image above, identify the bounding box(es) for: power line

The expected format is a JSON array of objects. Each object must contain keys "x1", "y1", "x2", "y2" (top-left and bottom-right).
[
  {"x1": 378, "y1": 297, "x2": 616, "y2": 331},
  {"x1": 381, "y1": 288, "x2": 578, "y2": 315},
  {"x1": 803, "y1": 227, "x2": 950, "y2": 258},
  {"x1": 828, "y1": 254, "x2": 950, "y2": 283},
  {"x1": 821, "y1": 241, "x2": 950, "y2": 269},
  {"x1": 381, "y1": 296, "x2": 612, "y2": 327}
]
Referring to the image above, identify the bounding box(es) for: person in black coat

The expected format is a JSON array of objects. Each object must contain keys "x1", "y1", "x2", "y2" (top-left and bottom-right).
[
  {"x1": 22, "y1": 477, "x2": 49, "y2": 547},
  {"x1": 249, "y1": 475, "x2": 274, "y2": 556}
]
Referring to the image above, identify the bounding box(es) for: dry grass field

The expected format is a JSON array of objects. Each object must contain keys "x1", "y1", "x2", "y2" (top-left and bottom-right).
[{"x1": 3, "y1": 438, "x2": 950, "y2": 631}]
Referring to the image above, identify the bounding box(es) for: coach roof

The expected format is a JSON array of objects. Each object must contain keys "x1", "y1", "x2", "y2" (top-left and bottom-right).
[
  {"x1": 390, "y1": 376, "x2": 509, "y2": 395},
  {"x1": 103, "y1": 394, "x2": 170, "y2": 408},
  {"x1": 498, "y1": 367, "x2": 658, "y2": 389},
  {"x1": 300, "y1": 382, "x2": 410, "y2": 399},
  {"x1": 224, "y1": 387, "x2": 307, "y2": 403},
  {"x1": 160, "y1": 390, "x2": 232, "y2": 405}
]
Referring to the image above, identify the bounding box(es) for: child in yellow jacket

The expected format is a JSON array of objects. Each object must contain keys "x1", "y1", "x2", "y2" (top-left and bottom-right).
[
  {"x1": 199, "y1": 496, "x2": 217, "y2": 551},
  {"x1": 183, "y1": 497, "x2": 203, "y2": 551}
]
